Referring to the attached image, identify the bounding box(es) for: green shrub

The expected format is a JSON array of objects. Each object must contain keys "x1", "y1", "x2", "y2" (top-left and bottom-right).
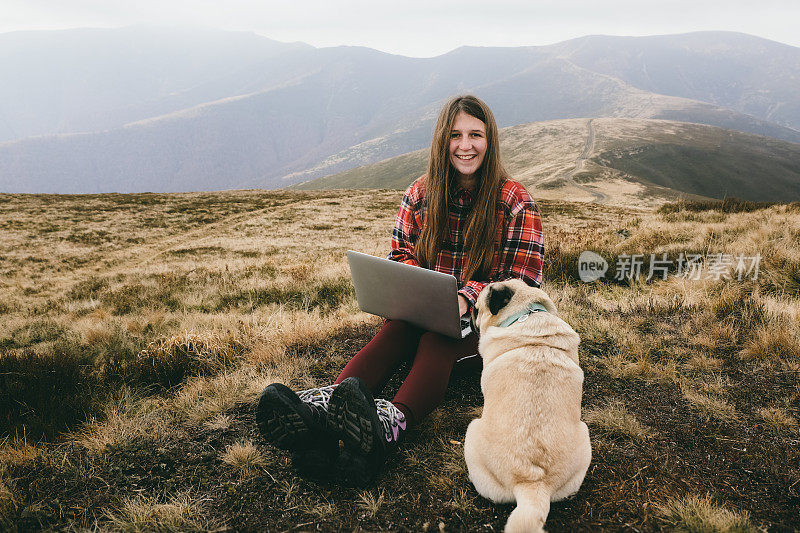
[
  {"x1": 658, "y1": 198, "x2": 780, "y2": 214},
  {"x1": 102, "y1": 280, "x2": 183, "y2": 315},
  {"x1": 310, "y1": 278, "x2": 355, "y2": 310},
  {"x1": 168, "y1": 246, "x2": 225, "y2": 256},
  {"x1": 215, "y1": 278, "x2": 354, "y2": 313},
  {"x1": 65, "y1": 229, "x2": 112, "y2": 245},
  {"x1": 1, "y1": 319, "x2": 68, "y2": 349},
  {"x1": 93, "y1": 326, "x2": 149, "y2": 383},
  {"x1": 123, "y1": 332, "x2": 243, "y2": 389},
  {"x1": 544, "y1": 242, "x2": 586, "y2": 284},
  {"x1": 216, "y1": 287, "x2": 305, "y2": 312},
  {"x1": 66, "y1": 277, "x2": 109, "y2": 300}
]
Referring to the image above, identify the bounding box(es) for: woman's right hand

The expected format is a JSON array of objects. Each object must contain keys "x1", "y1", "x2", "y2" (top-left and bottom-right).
[{"x1": 458, "y1": 294, "x2": 469, "y2": 317}]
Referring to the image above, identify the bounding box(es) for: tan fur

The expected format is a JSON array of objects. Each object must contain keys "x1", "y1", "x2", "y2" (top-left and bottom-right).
[{"x1": 464, "y1": 279, "x2": 591, "y2": 533}]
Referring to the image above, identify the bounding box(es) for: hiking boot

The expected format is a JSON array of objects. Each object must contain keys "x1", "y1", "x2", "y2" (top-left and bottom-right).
[
  {"x1": 327, "y1": 377, "x2": 407, "y2": 486},
  {"x1": 256, "y1": 383, "x2": 339, "y2": 478}
]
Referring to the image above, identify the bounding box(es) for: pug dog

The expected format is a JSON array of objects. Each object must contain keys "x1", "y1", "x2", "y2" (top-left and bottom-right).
[{"x1": 464, "y1": 279, "x2": 591, "y2": 533}]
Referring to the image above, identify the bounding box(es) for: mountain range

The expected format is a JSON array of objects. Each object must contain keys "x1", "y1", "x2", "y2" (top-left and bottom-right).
[
  {"x1": 0, "y1": 26, "x2": 799, "y2": 194},
  {"x1": 295, "y1": 117, "x2": 800, "y2": 205}
]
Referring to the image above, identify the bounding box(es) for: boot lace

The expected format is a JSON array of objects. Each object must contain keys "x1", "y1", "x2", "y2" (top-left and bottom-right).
[
  {"x1": 297, "y1": 384, "x2": 337, "y2": 411},
  {"x1": 375, "y1": 398, "x2": 407, "y2": 443}
]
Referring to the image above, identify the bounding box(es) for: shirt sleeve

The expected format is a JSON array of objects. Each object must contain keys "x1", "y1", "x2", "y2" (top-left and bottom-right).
[
  {"x1": 388, "y1": 185, "x2": 422, "y2": 266},
  {"x1": 457, "y1": 202, "x2": 544, "y2": 308}
]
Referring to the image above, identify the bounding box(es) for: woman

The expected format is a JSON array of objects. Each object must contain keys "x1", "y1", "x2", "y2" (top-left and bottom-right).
[{"x1": 257, "y1": 95, "x2": 543, "y2": 486}]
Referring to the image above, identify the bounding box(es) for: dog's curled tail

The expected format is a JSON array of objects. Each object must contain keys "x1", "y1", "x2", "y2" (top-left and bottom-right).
[{"x1": 505, "y1": 482, "x2": 551, "y2": 533}]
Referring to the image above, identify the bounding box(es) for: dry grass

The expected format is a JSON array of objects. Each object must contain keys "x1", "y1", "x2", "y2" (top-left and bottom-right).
[
  {"x1": 697, "y1": 375, "x2": 731, "y2": 397},
  {"x1": 597, "y1": 353, "x2": 677, "y2": 382},
  {"x1": 204, "y1": 414, "x2": 233, "y2": 431},
  {"x1": 2, "y1": 190, "x2": 799, "y2": 530},
  {"x1": 584, "y1": 400, "x2": 653, "y2": 440},
  {"x1": 76, "y1": 387, "x2": 168, "y2": 453},
  {"x1": 446, "y1": 487, "x2": 478, "y2": 513},
  {"x1": 357, "y1": 489, "x2": 385, "y2": 519},
  {"x1": 658, "y1": 494, "x2": 755, "y2": 532},
  {"x1": 103, "y1": 492, "x2": 210, "y2": 532},
  {"x1": 681, "y1": 385, "x2": 738, "y2": 422},
  {"x1": 685, "y1": 353, "x2": 723, "y2": 372},
  {"x1": 306, "y1": 499, "x2": 338, "y2": 519},
  {"x1": 691, "y1": 322, "x2": 738, "y2": 353},
  {"x1": 220, "y1": 440, "x2": 265, "y2": 474},
  {"x1": 246, "y1": 305, "x2": 375, "y2": 365},
  {"x1": 757, "y1": 407, "x2": 799, "y2": 434},
  {"x1": 0, "y1": 477, "x2": 17, "y2": 527},
  {"x1": 172, "y1": 367, "x2": 275, "y2": 425},
  {"x1": 739, "y1": 326, "x2": 800, "y2": 362},
  {"x1": 130, "y1": 330, "x2": 244, "y2": 388},
  {"x1": 657, "y1": 197, "x2": 785, "y2": 214},
  {"x1": 440, "y1": 444, "x2": 469, "y2": 478},
  {"x1": 84, "y1": 323, "x2": 115, "y2": 345},
  {"x1": 0, "y1": 440, "x2": 46, "y2": 467}
]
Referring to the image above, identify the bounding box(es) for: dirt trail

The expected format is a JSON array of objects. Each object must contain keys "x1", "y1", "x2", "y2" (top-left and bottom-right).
[{"x1": 565, "y1": 119, "x2": 608, "y2": 204}]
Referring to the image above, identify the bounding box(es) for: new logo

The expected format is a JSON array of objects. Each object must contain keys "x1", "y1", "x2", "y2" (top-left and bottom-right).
[{"x1": 578, "y1": 251, "x2": 608, "y2": 282}]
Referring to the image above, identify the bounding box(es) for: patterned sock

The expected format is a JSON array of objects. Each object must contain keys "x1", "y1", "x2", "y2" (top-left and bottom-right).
[{"x1": 391, "y1": 400, "x2": 415, "y2": 429}]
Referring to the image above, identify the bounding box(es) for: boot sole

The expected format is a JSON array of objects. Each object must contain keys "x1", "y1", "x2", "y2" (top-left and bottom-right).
[
  {"x1": 328, "y1": 377, "x2": 389, "y2": 486},
  {"x1": 328, "y1": 377, "x2": 383, "y2": 455},
  {"x1": 256, "y1": 383, "x2": 316, "y2": 451}
]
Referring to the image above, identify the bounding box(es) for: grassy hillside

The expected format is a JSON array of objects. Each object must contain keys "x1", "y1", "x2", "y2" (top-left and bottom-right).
[
  {"x1": 1, "y1": 190, "x2": 798, "y2": 531},
  {"x1": 296, "y1": 118, "x2": 800, "y2": 205},
  {"x1": 293, "y1": 148, "x2": 430, "y2": 190},
  {"x1": 293, "y1": 119, "x2": 591, "y2": 193},
  {"x1": 585, "y1": 118, "x2": 800, "y2": 202}
]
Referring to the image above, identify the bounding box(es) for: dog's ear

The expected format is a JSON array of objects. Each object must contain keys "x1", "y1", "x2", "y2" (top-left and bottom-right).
[{"x1": 488, "y1": 285, "x2": 514, "y2": 315}]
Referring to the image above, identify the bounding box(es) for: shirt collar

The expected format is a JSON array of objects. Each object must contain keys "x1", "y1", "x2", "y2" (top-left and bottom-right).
[{"x1": 450, "y1": 182, "x2": 475, "y2": 206}]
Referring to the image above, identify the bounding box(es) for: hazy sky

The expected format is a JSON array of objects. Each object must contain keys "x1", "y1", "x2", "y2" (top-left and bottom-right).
[{"x1": 3, "y1": 0, "x2": 799, "y2": 57}]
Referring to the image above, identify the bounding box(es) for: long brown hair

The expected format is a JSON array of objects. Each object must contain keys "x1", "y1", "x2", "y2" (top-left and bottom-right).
[{"x1": 416, "y1": 95, "x2": 508, "y2": 282}]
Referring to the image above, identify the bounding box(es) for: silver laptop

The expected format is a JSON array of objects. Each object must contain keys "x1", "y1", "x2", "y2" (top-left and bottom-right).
[{"x1": 347, "y1": 250, "x2": 473, "y2": 339}]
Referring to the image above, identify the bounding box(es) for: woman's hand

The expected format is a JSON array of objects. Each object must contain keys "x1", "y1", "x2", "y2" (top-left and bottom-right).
[{"x1": 458, "y1": 294, "x2": 469, "y2": 317}]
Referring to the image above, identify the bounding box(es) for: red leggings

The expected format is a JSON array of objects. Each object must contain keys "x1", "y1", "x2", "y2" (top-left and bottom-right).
[{"x1": 334, "y1": 320, "x2": 481, "y2": 427}]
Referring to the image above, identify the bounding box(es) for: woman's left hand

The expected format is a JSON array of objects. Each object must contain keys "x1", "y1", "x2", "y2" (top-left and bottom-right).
[{"x1": 458, "y1": 294, "x2": 469, "y2": 317}]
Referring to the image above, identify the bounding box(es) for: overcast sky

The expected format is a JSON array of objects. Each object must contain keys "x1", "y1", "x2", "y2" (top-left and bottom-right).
[{"x1": 2, "y1": 0, "x2": 799, "y2": 57}]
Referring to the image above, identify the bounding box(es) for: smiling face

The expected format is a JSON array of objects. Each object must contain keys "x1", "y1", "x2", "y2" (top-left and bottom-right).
[{"x1": 449, "y1": 111, "x2": 487, "y2": 183}]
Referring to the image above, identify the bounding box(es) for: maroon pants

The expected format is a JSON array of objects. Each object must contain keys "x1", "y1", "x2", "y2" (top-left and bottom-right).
[{"x1": 334, "y1": 320, "x2": 481, "y2": 427}]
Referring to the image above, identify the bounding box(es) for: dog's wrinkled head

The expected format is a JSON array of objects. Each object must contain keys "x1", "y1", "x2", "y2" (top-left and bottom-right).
[{"x1": 472, "y1": 279, "x2": 557, "y2": 333}]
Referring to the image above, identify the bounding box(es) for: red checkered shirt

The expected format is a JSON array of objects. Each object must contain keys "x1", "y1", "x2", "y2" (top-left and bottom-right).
[{"x1": 388, "y1": 176, "x2": 544, "y2": 310}]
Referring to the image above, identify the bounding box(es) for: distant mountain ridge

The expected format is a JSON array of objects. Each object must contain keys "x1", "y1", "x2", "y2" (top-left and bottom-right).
[
  {"x1": 296, "y1": 118, "x2": 800, "y2": 205},
  {"x1": 0, "y1": 27, "x2": 799, "y2": 193},
  {"x1": 0, "y1": 26, "x2": 312, "y2": 141},
  {"x1": 551, "y1": 32, "x2": 800, "y2": 131}
]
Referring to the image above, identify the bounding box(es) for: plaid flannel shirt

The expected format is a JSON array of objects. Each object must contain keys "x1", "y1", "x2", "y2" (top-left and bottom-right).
[{"x1": 388, "y1": 176, "x2": 544, "y2": 310}]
